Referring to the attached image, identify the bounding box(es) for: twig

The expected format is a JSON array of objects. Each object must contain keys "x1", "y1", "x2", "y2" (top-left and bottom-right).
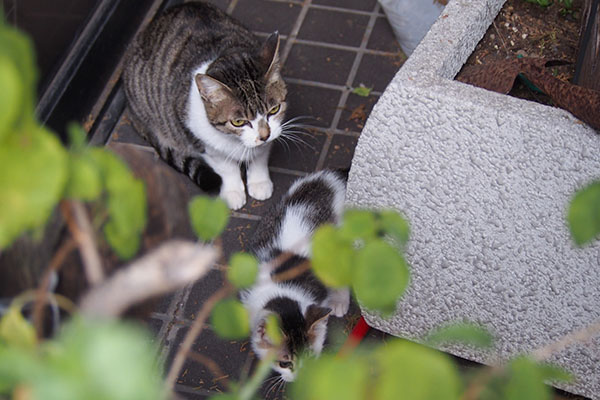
[
  {"x1": 32, "y1": 237, "x2": 76, "y2": 338},
  {"x1": 531, "y1": 321, "x2": 600, "y2": 362},
  {"x1": 60, "y1": 200, "x2": 104, "y2": 286},
  {"x1": 187, "y1": 352, "x2": 228, "y2": 388},
  {"x1": 165, "y1": 285, "x2": 232, "y2": 392},
  {"x1": 238, "y1": 350, "x2": 277, "y2": 400},
  {"x1": 271, "y1": 259, "x2": 311, "y2": 282},
  {"x1": 80, "y1": 241, "x2": 218, "y2": 317},
  {"x1": 462, "y1": 321, "x2": 600, "y2": 399},
  {"x1": 492, "y1": 20, "x2": 509, "y2": 55}
]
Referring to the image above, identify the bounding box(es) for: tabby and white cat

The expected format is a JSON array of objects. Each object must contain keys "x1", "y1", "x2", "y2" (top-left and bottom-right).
[
  {"x1": 241, "y1": 169, "x2": 351, "y2": 382},
  {"x1": 123, "y1": 2, "x2": 287, "y2": 209}
]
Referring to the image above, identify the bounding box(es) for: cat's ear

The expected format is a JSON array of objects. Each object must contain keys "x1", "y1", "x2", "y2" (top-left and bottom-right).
[
  {"x1": 256, "y1": 315, "x2": 282, "y2": 348},
  {"x1": 305, "y1": 305, "x2": 331, "y2": 331},
  {"x1": 260, "y1": 31, "x2": 281, "y2": 84},
  {"x1": 195, "y1": 74, "x2": 234, "y2": 104}
]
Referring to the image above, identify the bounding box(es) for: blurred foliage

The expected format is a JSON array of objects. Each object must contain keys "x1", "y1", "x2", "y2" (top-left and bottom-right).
[
  {"x1": 568, "y1": 181, "x2": 600, "y2": 246},
  {"x1": 312, "y1": 209, "x2": 410, "y2": 315},
  {"x1": 0, "y1": 17, "x2": 147, "y2": 258},
  {"x1": 227, "y1": 252, "x2": 258, "y2": 289},
  {"x1": 211, "y1": 298, "x2": 250, "y2": 340},
  {"x1": 188, "y1": 195, "x2": 230, "y2": 241},
  {"x1": 427, "y1": 322, "x2": 494, "y2": 349},
  {"x1": 0, "y1": 308, "x2": 164, "y2": 400}
]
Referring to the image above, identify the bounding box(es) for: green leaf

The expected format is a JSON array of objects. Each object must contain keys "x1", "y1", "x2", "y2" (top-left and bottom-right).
[
  {"x1": 426, "y1": 322, "x2": 493, "y2": 348},
  {"x1": 89, "y1": 148, "x2": 147, "y2": 259},
  {"x1": 292, "y1": 354, "x2": 369, "y2": 400},
  {"x1": 0, "y1": 317, "x2": 164, "y2": 400},
  {"x1": 66, "y1": 123, "x2": 87, "y2": 151},
  {"x1": 339, "y1": 209, "x2": 378, "y2": 242},
  {"x1": 211, "y1": 299, "x2": 250, "y2": 340},
  {"x1": 0, "y1": 306, "x2": 36, "y2": 350},
  {"x1": 311, "y1": 224, "x2": 355, "y2": 287},
  {"x1": 374, "y1": 340, "x2": 461, "y2": 400},
  {"x1": 568, "y1": 181, "x2": 600, "y2": 246},
  {"x1": 228, "y1": 252, "x2": 258, "y2": 289},
  {"x1": 352, "y1": 239, "x2": 409, "y2": 314},
  {"x1": 265, "y1": 314, "x2": 282, "y2": 346},
  {"x1": 379, "y1": 210, "x2": 410, "y2": 246},
  {"x1": 352, "y1": 85, "x2": 372, "y2": 97},
  {"x1": 0, "y1": 23, "x2": 37, "y2": 132},
  {"x1": 537, "y1": 363, "x2": 572, "y2": 383},
  {"x1": 48, "y1": 317, "x2": 164, "y2": 400},
  {"x1": 188, "y1": 196, "x2": 230, "y2": 241},
  {"x1": 504, "y1": 357, "x2": 551, "y2": 400},
  {"x1": 64, "y1": 153, "x2": 102, "y2": 201},
  {"x1": 0, "y1": 54, "x2": 23, "y2": 141},
  {"x1": 0, "y1": 126, "x2": 68, "y2": 248}
]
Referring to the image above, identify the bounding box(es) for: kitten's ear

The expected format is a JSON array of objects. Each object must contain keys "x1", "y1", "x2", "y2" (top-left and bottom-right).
[
  {"x1": 305, "y1": 305, "x2": 331, "y2": 330},
  {"x1": 260, "y1": 32, "x2": 281, "y2": 84},
  {"x1": 195, "y1": 74, "x2": 234, "y2": 104}
]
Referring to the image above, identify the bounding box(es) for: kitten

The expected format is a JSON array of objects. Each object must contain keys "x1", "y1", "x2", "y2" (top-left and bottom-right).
[
  {"x1": 123, "y1": 2, "x2": 287, "y2": 209},
  {"x1": 241, "y1": 170, "x2": 351, "y2": 382}
]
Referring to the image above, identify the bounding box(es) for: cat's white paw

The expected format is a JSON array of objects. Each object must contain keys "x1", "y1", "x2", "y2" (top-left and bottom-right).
[
  {"x1": 328, "y1": 288, "x2": 350, "y2": 317},
  {"x1": 221, "y1": 189, "x2": 246, "y2": 210},
  {"x1": 248, "y1": 180, "x2": 273, "y2": 201}
]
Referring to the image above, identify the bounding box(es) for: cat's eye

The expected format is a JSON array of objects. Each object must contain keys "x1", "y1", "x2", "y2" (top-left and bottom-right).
[
  {"x1": 278, "y1": 361, "x2": 293, "y2": 369},
  {"x1": 268, "y1": 104, "x2": 280, "y2": 116},
  {"x1": 230, "y1": 119, "x2": 247, "y2": 127}
]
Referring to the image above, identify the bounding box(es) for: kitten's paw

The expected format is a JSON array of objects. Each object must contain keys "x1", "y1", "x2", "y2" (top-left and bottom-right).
[
  {"x1": 328, "y1": 288, "x2": 350, "y2": 317},
  {"x1": 248, "y1": 180, "x2": 273, "y2": 201},
  {"x1": 221, "y1": 190, "x2": 246, "y2": 210}
]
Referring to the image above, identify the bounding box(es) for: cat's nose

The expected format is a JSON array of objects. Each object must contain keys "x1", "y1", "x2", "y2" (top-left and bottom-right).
[{"x1": 258, "y1": 119, "x2": 270, "y2": 141}]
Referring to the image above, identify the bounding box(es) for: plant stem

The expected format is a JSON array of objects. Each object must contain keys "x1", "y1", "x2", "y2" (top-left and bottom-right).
[
  {"x1": 531, "y1": 321, "x2": 600, "y2": 361},
  {"x1": 238, "y1": 351, "x2": 276, "y2": 400},
  {"x1": 32, "y1": 237, "x2": 76, "y2": 338},
  {"x1": 60, "y1": 200, "x2": 104, "y2": 286},
  {"x1": 165, "y1": 285, "x2": 232, "y2": 393},
  {"x1": 187, "y1": 351, "x2": 228, "y2": 389}
]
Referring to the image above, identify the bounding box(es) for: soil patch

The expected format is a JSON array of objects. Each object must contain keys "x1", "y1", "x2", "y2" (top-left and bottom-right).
[{"x1": 456, "y1": 0, "x2": 583, "y2": 105}]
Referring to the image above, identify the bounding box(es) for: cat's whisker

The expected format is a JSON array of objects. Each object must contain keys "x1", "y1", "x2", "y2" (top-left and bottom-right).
[
  {"x1": 279, "y1": 135, "x2": 307, "y2": 152},
  {"x1": 280, "y1": 133, "x2": 315, "y2": 151},
  {"x1": 281, "y1": 122, "x2": 318, "y2": 130},
  {"x1": 281, "y1": 129, "x2": 315, "y2": 139},
  {"x1": 265, "y1": 375, "x2": 282, "y2": 397},
  {"x1": 281, "y1": 115, "x2": 318, "y2": 126}
]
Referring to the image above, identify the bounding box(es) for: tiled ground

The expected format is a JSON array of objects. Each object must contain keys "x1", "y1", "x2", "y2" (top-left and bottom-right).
[{"x1": 103, "y1": 0, "x2": 405, "y2": 399}]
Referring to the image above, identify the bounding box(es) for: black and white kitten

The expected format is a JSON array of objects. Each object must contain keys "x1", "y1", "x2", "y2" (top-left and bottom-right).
[
  {"x1": 123, "y1": 2, "x2": 287, "y2": 209},
  {"x1": 241, "y1": 170, "x2": 351, "y2": 382}
]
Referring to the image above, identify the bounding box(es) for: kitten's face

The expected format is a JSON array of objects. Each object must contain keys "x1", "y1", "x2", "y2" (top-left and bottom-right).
[
  {"x1": 252, "y1": 304, "x2": 331, "y2": 382},
  {"x1": 195, "y1": 32, "x2": 287, "y2": 148}
]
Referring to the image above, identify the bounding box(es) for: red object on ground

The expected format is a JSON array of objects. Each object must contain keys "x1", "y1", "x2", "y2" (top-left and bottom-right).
[
  {"x1": 349, "y1": 316, "x2": 370, "y2": 342},
  {"x1": 337, "y1": 316, "x2": 371, "y2": 357}
]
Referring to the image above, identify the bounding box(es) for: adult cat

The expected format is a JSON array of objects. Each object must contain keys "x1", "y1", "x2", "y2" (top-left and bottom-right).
[
  {"x1": 123, "y1": 2, "x2": 287, "y2": 209},
  {"x1": 241, "y1": 169, "x2": 351, "y2": 382}
]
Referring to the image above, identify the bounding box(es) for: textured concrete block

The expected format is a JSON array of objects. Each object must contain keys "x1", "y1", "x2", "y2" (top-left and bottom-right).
[{"x1": 346, "y1": 0, "x2": 600, "y2": 398}]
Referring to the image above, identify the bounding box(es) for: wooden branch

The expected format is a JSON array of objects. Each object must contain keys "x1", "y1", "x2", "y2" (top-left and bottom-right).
[
  {"x1": 187, "y1": 351, "x2": 228, "y2": 388},
  {"x1": 462, "y1": 321, "x2": 600, "y2": 399},
  {"x1": 165, "y1": 285, "x2": 232, "y2": 392},
  {"x1": 272, "y1": 259, "x2": 311, "y2": 282},
  {"x1": 79, "y1": 241, "x2": 218, "y2": 318},
  {"x1": 60, "y1": 200, "x2": 104, "y2": 286},
  {"x1": 531, "y1": 321, "x2": 600, "y2": 362},
  {"x1": 33, "y1": 237, "x2": 76, "y2": 338}
]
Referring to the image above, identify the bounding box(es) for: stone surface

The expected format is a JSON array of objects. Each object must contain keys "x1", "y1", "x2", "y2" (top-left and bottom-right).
[{"x1": 346, "y1": 0, "x2": 600, "y2": 398}]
